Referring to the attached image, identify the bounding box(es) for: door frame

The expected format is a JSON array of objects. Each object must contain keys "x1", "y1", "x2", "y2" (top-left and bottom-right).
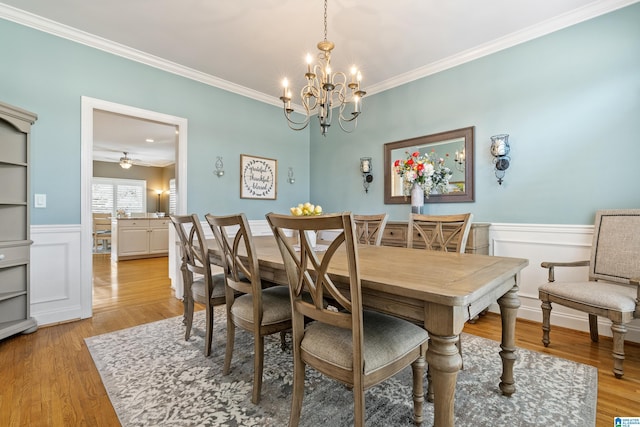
[{"x1": 80, "y1": 96, "x2": 188, "y2": 319}]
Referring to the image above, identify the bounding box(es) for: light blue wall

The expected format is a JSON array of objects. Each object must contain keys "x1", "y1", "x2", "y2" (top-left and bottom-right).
[
  {"x1": 0, "y1": 18, "x2": 309, "y2": 224},
  {"x1": 309, "y1": 4, "x2": 640, "y2": 225},
  {"x1": 2, "y1": 4, "x2": 639, "y2": 227}
]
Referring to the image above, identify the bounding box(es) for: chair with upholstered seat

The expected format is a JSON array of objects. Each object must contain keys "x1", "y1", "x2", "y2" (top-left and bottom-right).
[
  {"x1": 539, "y1": 209, "x2": 640, "y2": 378},
  {"x1": 353, "y1": 213, "x2": 389, "y2": 246},
  {"x1": 407, "y1": 212, "x2": 473, "y2": 253},
  {"x1": 205, "y1": 212, "x2": 292, "y2": 404},
  {"x1": 267, "y1": 211, "x2": 428, "y2": 427},
  {"x1": 170, "y1": 214, "x2": 226, "y2": 357}
]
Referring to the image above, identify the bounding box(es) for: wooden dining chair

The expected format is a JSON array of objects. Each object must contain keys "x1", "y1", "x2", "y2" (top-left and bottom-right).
[
  {"x1": 539, "y1": 209, "x2": 640, "y2": 378},
  {"x1": 407, "y1": 212, "x2": 473, "y2": 253},
  {"x1": 266, "y1": 212, "x2": 428, "y2": 427},
  {"x1": 353, "y1": 213, "x2": 389, "y2": 246},
  {"x1": 205, "y1": 212, "x2": 292, "y2": 404},
  {"x1": 92, "y1": 213, "x2": 112, "y2": 252},
  {"x1": 170, "y1": 214, "x2": 226, "y2": 357}
]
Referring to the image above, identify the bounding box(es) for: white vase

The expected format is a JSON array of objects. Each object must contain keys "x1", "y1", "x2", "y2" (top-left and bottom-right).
[{"x1": 410, "y1": 182, "x2": 424, "y2": 214}]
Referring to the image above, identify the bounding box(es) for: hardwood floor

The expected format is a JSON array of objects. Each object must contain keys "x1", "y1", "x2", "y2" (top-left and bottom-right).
[{"x1": 1, "y1": 255, "x2": 638, "y2": 426}]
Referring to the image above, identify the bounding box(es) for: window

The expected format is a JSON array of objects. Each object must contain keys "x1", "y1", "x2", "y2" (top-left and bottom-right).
[
  {"x1": 92, "y1": 177, "x2": 147, "y2": 215},
  {"x1": 169, "y1": 178, "x2": 176, "y2": 215}
]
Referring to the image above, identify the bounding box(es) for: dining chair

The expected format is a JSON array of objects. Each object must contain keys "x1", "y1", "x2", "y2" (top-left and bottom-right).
[
  {"x1": 539, "y1": 209, "x2": 640, "y2": 378},
  {"x1": 170, "y1": 214, "x2": 226, "y2": 357},
  {"x1": 266, "y1": 212, "x2": 429, "y2": 427},
  {"x1": 407, "y1": 212, "x2": 473, "y2": 253},
  {"x1": 353, "y1": 213, "x2": 389, "y2": 246},
  {"x1": 92, "y1": 213, "x2": 112, "y2": 252},
  {"x1": 205, "y1": 212, "x2": 292, "y2": 404}
]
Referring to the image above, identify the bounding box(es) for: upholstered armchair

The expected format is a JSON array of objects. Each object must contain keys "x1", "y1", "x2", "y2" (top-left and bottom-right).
[{"x1": 539, "y1": 209, "x2": 640, "y2": 378}]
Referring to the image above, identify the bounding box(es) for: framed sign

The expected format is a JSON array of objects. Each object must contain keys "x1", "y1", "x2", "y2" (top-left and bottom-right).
[{"x1": 240, "y1": 154, "x2": 277, "y2": 199}]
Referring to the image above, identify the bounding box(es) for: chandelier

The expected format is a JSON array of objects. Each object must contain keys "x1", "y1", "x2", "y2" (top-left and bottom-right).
[{"x1": 279, "y1": 0, "x2": 366, "y2": 137}]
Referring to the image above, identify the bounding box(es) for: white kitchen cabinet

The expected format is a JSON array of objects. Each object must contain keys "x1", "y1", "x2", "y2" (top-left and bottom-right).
[{"x1": 112, "y1": 217, "x2": 170, "y2": 261}]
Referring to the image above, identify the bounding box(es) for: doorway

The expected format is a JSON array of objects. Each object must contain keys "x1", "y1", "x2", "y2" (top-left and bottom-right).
[{"x1": 80, "y1": 97, "x2": 188, "y2": 319}]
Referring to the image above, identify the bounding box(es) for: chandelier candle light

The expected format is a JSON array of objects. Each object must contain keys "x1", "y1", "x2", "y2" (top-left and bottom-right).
[{"x1": 279, "y1": 0, "x2": 366, "y2": 137}]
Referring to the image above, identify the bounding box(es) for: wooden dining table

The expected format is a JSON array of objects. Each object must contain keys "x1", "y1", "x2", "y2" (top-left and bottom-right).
[{"x1": 208, "y1": 235, "x2": 529, "y2": 426}]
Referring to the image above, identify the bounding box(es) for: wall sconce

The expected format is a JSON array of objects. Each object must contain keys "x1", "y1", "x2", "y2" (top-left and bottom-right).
[
  {"x1": 214, "y1": 156, "x2": 224, "y2": 177},
  {"x1": 454, "y1": 147, "x2": 465, "y2": 172},
  {"x1": 490, "y1": 134, "x2": 510, "y2": 185},
  {"x1": 287, "y1": 167, "x2": 295, "y2": 184},
  {"x1": 360, "y1": 157, "x2": 373, "y2": 193}
]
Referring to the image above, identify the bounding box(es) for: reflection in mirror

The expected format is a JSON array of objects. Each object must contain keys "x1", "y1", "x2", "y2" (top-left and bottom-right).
[{"x1": 384, "y1": 127, "x2": 474, "y2": 204}]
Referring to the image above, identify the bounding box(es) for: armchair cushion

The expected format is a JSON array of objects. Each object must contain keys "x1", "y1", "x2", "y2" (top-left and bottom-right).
[
  {"x1": 301, "y1": 310, "x2": 429, "y2": 375},
  {"x1": 539, "y1": 281, "x2": 637, "y2": 312}
]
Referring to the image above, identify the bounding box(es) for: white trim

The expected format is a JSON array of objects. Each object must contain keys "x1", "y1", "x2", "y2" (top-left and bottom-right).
[
  {"x1": 366, "y1": 0, "x2": 639, "y2": 95},
  {"x1": 0, "y1": 4, "x2": 278, "y2": 108},
  {"x1": 2, "y1": 1, "x2": 637, "y2": 103},
  {"x1": 80, "y1": 96, "x2": 188, "y2": 318}
]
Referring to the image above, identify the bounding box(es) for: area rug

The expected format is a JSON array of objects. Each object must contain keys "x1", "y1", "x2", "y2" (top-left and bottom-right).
[{"x1": 85, "y1": 308, "x2": 597, "y2": 426}]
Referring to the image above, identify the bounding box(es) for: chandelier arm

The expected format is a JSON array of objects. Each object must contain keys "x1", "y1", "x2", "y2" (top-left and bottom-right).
[{"x1": 282, "y1": 108, "x2": 311, "y2": 131}]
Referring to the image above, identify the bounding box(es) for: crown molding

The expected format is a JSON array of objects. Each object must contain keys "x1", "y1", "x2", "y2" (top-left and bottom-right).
[
  {"x1": 366, "y1": 0, "x2": 640, "y2": 95},
  {"x1": 2, "y1": 0, "x2": 637, "y2": 104}
]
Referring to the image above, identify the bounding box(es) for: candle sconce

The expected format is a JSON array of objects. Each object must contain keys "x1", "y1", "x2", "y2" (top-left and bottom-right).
[
  {"x1": 214, "y1": 156, "x2": 225, "y2": 177},
  {"x1": 287, "y1": 167, "x2": 295, "y2": 184},
  {"x1": 490, "y1": 134, "x2": 510, "y2": 185},
  {"x1": 360, "y1": 157, "x2": 373, "y2": 193}
]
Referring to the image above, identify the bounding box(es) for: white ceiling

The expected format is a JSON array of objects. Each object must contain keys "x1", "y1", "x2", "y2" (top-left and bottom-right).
[{"x1": 1, "y1": 0, "x2": 635, "y2": 166}]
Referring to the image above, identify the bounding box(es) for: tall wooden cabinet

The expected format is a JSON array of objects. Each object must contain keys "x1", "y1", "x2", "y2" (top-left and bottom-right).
[{"x1": 0, "y1": 101, "x2": 38, "y2": 340}]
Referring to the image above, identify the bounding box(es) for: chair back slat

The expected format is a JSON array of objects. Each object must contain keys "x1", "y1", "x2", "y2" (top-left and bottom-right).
[
  {"x1": 353, "y1": 213, "x2": 389, "y2": 246},
  {"x1": 407, "y1": 213, "x2": 473, "y2": 253},
  {"x1": 267, "y1": 212, "x2": 361, "y2": 331},
  {"x1": 205, "y1": 213, "x2": 262, "y2": 299},
  {"x1": 169, "y1": 214, "x2": 212, "y2": 295},
  {"x1": 590, "y1": 209, "x2": 640, "y2": 284}
]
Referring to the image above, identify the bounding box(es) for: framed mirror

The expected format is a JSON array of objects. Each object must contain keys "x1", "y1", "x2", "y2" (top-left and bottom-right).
[{"x1": 384, "y1": 126, "x2": 474, "y2": 204}]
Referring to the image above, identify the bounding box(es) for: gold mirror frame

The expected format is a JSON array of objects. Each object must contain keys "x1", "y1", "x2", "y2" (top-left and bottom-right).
[{"x1": 384, "y1": 126, "x2": 474, "y2": 204}]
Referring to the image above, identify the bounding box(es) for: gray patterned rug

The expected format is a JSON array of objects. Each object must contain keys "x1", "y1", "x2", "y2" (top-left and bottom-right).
[{"x1": 85, "y1": 308, "x2": 597, "y2": 426}]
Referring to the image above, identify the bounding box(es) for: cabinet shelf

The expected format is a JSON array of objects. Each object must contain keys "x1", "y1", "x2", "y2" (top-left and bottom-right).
[
  {"x1": 0, "y1": 100, "x2": 38, "y2": 341},
  {"x1": 0, "y1": 290, "x2": 27, "y2": 302},
  {"x1": 0, "y1": 160, "x2": 27, "y2": 167}
]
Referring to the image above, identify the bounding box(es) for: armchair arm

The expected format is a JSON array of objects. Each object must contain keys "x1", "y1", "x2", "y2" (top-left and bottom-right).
[
  {"x1": 633, "y1": 277, "x2": 640, "y2": 318},
  {"x1": 540, "y1": 260, "x2": 589, "y2": 282}
]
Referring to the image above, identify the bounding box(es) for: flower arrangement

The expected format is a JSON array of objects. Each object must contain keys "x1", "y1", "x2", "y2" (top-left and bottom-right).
[
  {"x1": 393, "y1": 150, "x2": 453, "y2": 197},
  {"x1": 290, "y1": 202, "x2": 323, "y2": 216}
]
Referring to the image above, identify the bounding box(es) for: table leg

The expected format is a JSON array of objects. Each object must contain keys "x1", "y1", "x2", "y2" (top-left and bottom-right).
[
  {"x1": 497, "y1": 283, "x2": 520, "y2": 396},
  {"x1": 425, "y1": 334, "x2": 462, "y2": 427}
]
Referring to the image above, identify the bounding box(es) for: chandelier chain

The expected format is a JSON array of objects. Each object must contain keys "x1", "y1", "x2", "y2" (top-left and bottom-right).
[{"x1": 323, "y1": 0, "x2": 328, "y2": 42}]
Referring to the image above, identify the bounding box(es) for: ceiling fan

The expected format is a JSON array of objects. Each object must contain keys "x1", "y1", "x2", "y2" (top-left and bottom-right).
[{"x1": 119, "y1": 152, "x2": 134, "y2": 169}]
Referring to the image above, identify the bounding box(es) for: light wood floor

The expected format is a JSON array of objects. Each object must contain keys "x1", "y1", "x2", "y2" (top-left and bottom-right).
[{"x1": 1, "y1": 256, "x2": 638, "y2": 426}]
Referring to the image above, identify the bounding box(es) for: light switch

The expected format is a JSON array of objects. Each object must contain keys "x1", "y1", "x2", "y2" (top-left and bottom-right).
[{"x1": 34, "y1": 193, "x2": 46, "y2": 208}]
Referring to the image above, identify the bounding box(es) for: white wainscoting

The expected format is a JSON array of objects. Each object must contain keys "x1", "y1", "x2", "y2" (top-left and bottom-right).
[
  {"x1": 31, "y1": 221, "x2": 640, "y2": 344},
  {"x1": 488, "y1": 223, "x2": 640, "y2": 343},
  {"x1": 30, "y1": 225, "x2": 83, "y2": 326}
]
